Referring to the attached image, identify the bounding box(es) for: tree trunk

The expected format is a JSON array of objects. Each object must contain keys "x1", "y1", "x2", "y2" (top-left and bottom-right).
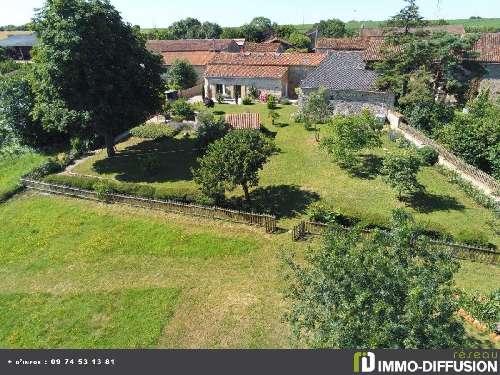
[
  {"x1": 242, "y1": 182, "x2": 251, "y2": 203},
  {"x1": 104, "y1": 132, "x2": 116, "y2": 157}
]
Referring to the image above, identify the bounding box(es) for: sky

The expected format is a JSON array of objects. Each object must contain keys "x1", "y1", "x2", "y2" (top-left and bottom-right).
[{"x1": 1, "y1": 0, "x2": 499, "y2": 28}]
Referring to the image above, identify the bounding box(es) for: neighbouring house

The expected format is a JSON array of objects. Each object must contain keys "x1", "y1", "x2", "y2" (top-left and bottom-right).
[
  {"x1": 315, "y1": 37, "x2": 371, "y2": 53},
  {"x1": 0, "y1": 32, "x2": 37, "y2": 60},
  {"x1": 471, "y1": 33, "x2": 500, "y2": 98},
  {"x1": 234, "y1": 39, "x2": 246, "y2": 51},
  {"x1": 359, "y1": 24, "x2": 466, "y2": 38},
  {"x1": 204, "y1": 52, "x2": 327, "y2": 100},
  {"x1": 146, "y1": 39, "x2": 240, "y2": 53},
  {"x1": 263, "y1": 37, "x2": 295, "y2": 50},
  {"x1": 146, "y1": 39, "x2": 240, "y2": 98},
  {"x1": 225, "y1": 112, "x2": 261, "y2": 130},
  {"x1": 300, "y1": 51, "x2": 394, "y2": 117},
  {"x1": 244, "y1": 42, "x2": 286, "y2": 53}
]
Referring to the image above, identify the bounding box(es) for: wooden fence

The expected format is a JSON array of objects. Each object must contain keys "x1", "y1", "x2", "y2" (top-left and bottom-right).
[
  {"x1": 21, "y1": 178, "x2": 277, "y2": 233},
  {"x1": 291, "y1": 221, "x2": 499, "y2": 264}
]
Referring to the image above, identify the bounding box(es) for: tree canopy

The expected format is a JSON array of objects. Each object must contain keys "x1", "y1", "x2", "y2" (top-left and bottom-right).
[
  {"x1": 320, "y1": 110, "x2": 382, "y2": 166},
  {"x1": 382, "y1": 150, "x2": 423, "y2": 199},
  {"x1": 166, "y1": 59, "x2": 198, "y2": 90},
  {"x1": 283, "y1": 209, "x2": 467, "y2": 348},
  {"x1": 193, "y1": 130, "x2": 277, "y2": 203},
  {"x1": 315, "y1": 19, "x2": 347, "y2": 38},
  {"x1": 31, "y1": 0, "x2": 165, "y2": 157}
]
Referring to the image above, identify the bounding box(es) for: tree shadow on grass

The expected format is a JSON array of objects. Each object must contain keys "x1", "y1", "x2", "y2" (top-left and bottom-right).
[
  {"x1": 402, "y1": 191, "x2": 466, "y2": 214},
  {"x1": 213, "y1": 110, "x2": 225, "y2": 116},
  {"x1": 228, "y1": 184, "x2": 320, "y2": 218},
  {"x1": 92, "y1": 137, "x2": 199, "y2": 183},
  {"x1": 343, "y1": 154, "x2": 383, "y2": 180}
]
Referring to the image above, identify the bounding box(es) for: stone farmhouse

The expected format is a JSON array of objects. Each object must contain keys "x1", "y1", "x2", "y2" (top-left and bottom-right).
[
  {"x1": 203, "y1": 52, "x2": 327, "y2": 100},
  {"x1": 471, "y1": 33, "x2": 500, "y2": 98}
]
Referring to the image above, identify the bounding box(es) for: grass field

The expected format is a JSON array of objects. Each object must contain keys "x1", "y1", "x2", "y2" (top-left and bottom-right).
[
  {"x1": 73, "y1": 103, "x2": 499, "y2": 247},
  {"x1": 0, "y1": 152, "x2": 48, "y2": 201},
  {"x1": 0, "y1": 193, "x2": 291, "y2": 348},
  {"x1": 0, "y1": 192, "x2": 498, "y2": 348}
]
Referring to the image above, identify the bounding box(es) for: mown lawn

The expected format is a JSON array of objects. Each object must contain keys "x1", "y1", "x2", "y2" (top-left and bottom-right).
[
  {"x1": 0, "y1": 193, "x2": 290, "y2": 348},
  {"x1": 0, "y1": 152, "x2": 48, "y2": 201},
  {"x1": 74, "y1": 103, "x2": 498, "y2": 247},
  {"x1": 0, "y1": 192, "x2": 497, "y2": 348}
]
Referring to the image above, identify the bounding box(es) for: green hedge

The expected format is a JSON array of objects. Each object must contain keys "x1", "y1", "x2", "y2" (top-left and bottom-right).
[
  {"x1": 129, "y1": 123, "x2": 179, "y2": 140},
  {"x1": 306, "y1": 202, "x2": 496, "y2": 247},
  {"x1": 43, "y1": 174, "x2": 212, "y2": 206}
]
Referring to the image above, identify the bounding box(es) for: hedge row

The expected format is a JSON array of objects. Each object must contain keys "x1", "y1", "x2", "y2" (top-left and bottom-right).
[
  {"x1": 457, "y1": 289, "x2": 500, "y2": 332},
  {"x1": 43, "y1": 174, "x2": 212, "y2": 206},
  {"x1": 129, "y1": 123, "x2": 179, "y2": 140},
  {"x1": 307, "y1": 202, "x2": 496, "y2": 249}
]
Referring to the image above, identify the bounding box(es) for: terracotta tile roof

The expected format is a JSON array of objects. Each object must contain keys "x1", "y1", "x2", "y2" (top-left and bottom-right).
[
  {"x1": 471, "y1": 33, "x2": 500, "y2": 63},
  {"x1": 360, "y1": 24, "x2": 466, "y2": 38},
  {"x1": 205, "y1": 64, "x2": 288, "y2": 79},
  {"x1": 161, "y1": 51, "x2": 216, "y2": 66},
  {"x1": 244, "y1": 42, "x2": 283, "y2": 53},
  {"x1": 146, "y1": 39, "x2": 238, "y2": 53},
  {"x1": 316, "y1": 37, "x2": 370, "y2": 51},
  {"x1": 363, "y1": 33, "x2": 500, "y2": 63},
  {"x1": 209, "y1": 52, "x2": 327, "y2": 66},
  {"x1": 225, "y1": 113, "x2": 261, "y2": 130},
  {"x1": 363, "y1": 38, "x2": 402, "y2": 61}
]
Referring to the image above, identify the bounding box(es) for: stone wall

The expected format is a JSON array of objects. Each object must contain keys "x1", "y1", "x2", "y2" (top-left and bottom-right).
[
  {"x1": 288, "y1": 66, "x2": 317, "y2": 98},
  {"x1": 479, "y1": 63, "x2": 500, "y2": 99},
  {"x1": 300, "y1": 88, "x2": 395, "y2": 117}
]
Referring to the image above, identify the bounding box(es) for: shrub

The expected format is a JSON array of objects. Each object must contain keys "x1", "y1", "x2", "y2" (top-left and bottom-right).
[
  {"x1": 203, "y1": 97, "x2": 215, "y2": 108},
  {"x1": 242, "y1": 96, "x2": 253, "y2": 105},
  {"x1": 457, "y1": 290, "x2": 500, "y2": 332},
  {"x1": 93, "y1": 180, "x2": 114, "y2": 202},
  {"x1": 307, "y1": 202, "x2": 358, "y2": 227},
  {"x1": 170, "y1": 100, "x2": 195, "y2": 121},
  {"x1": 70, "y1": 137, "x2": 90, "y2": 154},
  {"x1": 130, "y1": 123, "x2": 177, "y2": 139},
  {"x1": 418, "y1": 146, "x2": 439, "y2": 166},
  {"x1": 280, "y1": 97, "x2": 291, "y2": 105},
  {"x1": 195, "y1": 113, "x2": 230, "y2": 149},
  {"x1": 141, "y1": 153, "x2": 162, "y2": 175},
  {"x1": 396, "y1": 136, "x2": 412, "y2": 148},
  {"x1": 258, "y1": 92, "x2": 269, "y2": 103},
  {"x1": 248, "y1": 86, "x2": 259, "y2": 99},
  {"x1": 215, "y1": 93, "x2": 225, "y2": 104},
  {"x1": 267, "y1": 94, "x2": 277, "y2": 109}
]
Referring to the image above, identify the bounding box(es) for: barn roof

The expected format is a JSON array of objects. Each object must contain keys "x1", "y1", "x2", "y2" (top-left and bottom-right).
[
  {"x1": 316, "y1": 37, "x2": 370, "y2": 51},
  {"x1": 301, "y1": 51, "x2": 379, "y2": 91}
]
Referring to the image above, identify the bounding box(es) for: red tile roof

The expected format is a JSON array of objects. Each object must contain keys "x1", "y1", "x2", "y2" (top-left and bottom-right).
[
  {"x1": 471, "y1": 33, "x2": 500, "y2": 63},
  {"x1": 359, "y1": 24, "x2": 466, "y2": 38},
  {"x1": 161, "y1": 51, "x2": 216, "y2": 66},
  {"x1": 225, "y1": 113, "x2": 261, "y2": 130},
  {"x1": 316, "y1": 37, "x2": 370, "y2": 51},
  {"x1": 363, "y1": 38, "x2": 401, "y2": 61},
  {"x1": 244, "y1": 42, "x2": 283, "y2": 53},
  {"x1": 205, "y1": 64, "x2": 288, "y2": 79},
  {"x1": 209, "y1": 52, "x2": 326, "y2": 66},
  {"x1": 146, "y1": 39, "x2": 238, "y2": 53}
]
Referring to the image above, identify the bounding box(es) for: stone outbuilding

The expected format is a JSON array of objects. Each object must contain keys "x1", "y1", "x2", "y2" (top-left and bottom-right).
[
  {"x1": 471, "y1": 33, "x2": 500, "y2": 98},
  {"x1": 300, "y1": 51, "x2": 394, "y2": 117}
]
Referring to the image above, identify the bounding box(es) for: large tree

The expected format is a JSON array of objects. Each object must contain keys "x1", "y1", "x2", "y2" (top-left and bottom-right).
[
  {"x1": 193, "y1": 130, "x2": 277, "y2": 203},
  {"x1": 386, "y1": 0, "x2": 427, "y2": 34},
  {"x1": 166, "y1": 59, "x2": 197, "y2": 90},
  {"x1": 283, "y1": 209, "x2": 467, "y2": 348},
  {"x1": 382, "y1": 150, "x2": 423, "y2": 199},
  {"x1": 315, "y1": 19, "x2": 346, "y2": 38},
  {"x1": 31, "y1": 0, "x2": 165, "y2": 157}
]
